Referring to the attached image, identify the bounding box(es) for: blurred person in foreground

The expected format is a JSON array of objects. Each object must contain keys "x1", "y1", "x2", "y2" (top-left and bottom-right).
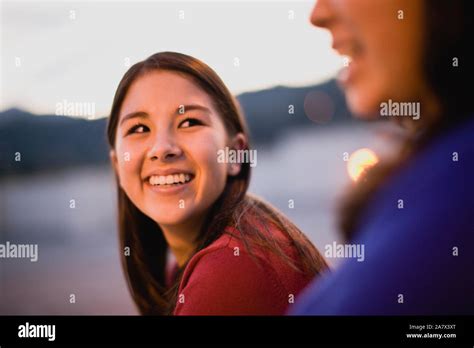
[{"x1": 291, "y1": 0, "x2": 474, "y2": 315}]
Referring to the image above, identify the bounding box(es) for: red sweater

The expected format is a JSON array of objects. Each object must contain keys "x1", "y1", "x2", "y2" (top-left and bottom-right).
[{"x1": 172, "y1": 225, "x2": 314, "y2": 315}]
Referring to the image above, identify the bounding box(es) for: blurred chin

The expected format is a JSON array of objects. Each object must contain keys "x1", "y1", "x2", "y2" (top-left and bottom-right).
[{"x1": 345, "y1": 86, "x2": 381, "y2": 120}]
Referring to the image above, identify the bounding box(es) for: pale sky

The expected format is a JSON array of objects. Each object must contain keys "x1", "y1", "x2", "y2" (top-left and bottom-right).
[{"x1": 0, "y1": 0, "x2": 343, "y2": 117}]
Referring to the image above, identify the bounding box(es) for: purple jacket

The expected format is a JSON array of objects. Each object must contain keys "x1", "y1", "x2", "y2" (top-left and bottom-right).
[{"x1": 291, "y1": 117, "x2": 474, "y2": 315}]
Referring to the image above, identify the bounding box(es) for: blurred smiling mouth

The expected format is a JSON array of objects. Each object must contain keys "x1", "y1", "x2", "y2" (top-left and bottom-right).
[
  {"x1": 332, "y1": 36, "x2": 363, "y2": 58},
  {"x1": 332, "y1": 40, "x2": 363, "y2": 86}
]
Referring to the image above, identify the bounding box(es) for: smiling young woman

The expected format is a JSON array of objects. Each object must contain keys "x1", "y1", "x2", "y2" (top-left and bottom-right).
[{"x1": 107, "y1": 52, "x2": 328, "y2": 315}]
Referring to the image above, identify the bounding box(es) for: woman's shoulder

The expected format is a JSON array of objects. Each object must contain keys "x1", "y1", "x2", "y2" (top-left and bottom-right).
[
  {"x1": 179, "y1": 232, "x2": 247, "y2": 284},
  {"x1": 174, "y1": 227, "x2": 309, "y2": 315},
  {"x1": 181, "y1": 223, "x2": 291, "y2": 278},
  {"x1": 177, "y1": 229, "x2": 283, "y2": 293},
  {"x1": 360, "y1": 117, "x2": 474, "y2": 232}
]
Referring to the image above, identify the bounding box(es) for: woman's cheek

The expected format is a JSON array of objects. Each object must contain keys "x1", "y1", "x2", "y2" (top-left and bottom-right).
[
  {"x1": 117, "y1": 142, "x2": 143, "y2": 191},
  {"x1": 187, "y1": 132, "x2": 228, "y2": 194}
]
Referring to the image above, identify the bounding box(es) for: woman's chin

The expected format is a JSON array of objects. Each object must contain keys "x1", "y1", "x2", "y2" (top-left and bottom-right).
[
  {"x1": 346, "y1": 89, "x2": 382, "y2": 120},
  {"x1": 149, "y1": 211, "x2": 191, "y2": 228}
]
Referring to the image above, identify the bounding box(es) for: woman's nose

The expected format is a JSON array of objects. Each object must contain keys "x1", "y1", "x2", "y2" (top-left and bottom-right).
[
  {"x1": 310, "y1": 0, "x2": 334, "y2": 28},
  {"x1": 147, "y1": 131, "x2": 183, "y2": 162}
]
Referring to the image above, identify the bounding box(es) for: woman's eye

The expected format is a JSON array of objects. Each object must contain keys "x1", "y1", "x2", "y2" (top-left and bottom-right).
[
  {"x1": 127, "y1": 124, "x2": 149, "y2": 135},
  {"x1": 179, "y1": 118, "x2": 203, "y2": 128}
]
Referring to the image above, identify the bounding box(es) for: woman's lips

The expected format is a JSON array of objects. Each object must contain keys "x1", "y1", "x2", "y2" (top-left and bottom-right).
[
  {"x1": 337, "y1": 52, "x2": 363, "y2": 88},
  {"x1": 337, "y1": 60, "x2": 357, "y2": 87},
  {"x1": 145, "y1": 175, "x2": 195, "y2": 195},
  {"x1": 333, "y1": 40, "x2": 363, "y2": 88}
]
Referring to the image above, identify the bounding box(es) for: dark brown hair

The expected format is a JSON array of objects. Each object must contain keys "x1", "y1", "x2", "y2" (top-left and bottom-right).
[
  {"x1": 339, "y1": 0, "x2": 474, "y2": 241},
  {"x1": 107, "y1": 52, "x2": 328, "y2": 315}
]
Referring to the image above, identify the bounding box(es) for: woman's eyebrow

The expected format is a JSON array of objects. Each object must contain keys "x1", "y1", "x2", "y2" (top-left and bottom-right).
[
  {"x1": 119, "y1": 105, "x2": 210, "y2": 126},
  {"x1": 119, "y1": 111, "x2": 149, "y2": 126},
  {"x1": 174, "y1": 104, "x2": 211, "y2": 115}
]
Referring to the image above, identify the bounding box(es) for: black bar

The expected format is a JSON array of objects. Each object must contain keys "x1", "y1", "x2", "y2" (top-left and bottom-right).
[{"x1": 0, "y1": 316, "x2": 473, "y2": 345}]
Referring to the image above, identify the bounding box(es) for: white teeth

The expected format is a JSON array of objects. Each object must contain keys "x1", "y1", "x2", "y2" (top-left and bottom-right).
[{"x1": 148, "y1": 173, "x2": 193, "y2": 186}]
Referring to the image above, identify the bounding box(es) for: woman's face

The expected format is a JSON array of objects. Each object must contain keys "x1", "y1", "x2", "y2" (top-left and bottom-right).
[
  {"x1": 310, "y1": 0, "x2": 428, "y2": 117},
  {"x1": 112, "y1": 70, "x2": 240, "y2": 229}
]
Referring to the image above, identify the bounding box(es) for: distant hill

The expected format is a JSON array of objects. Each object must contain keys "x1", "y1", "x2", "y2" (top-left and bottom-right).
[
  {"x1": 238, "y1": 79, "x2": 356, "y2": 143},
  {"x1": 0, "y1": 79, "x2": 356, "y2": 175},
  {"x1": 0, "y1": 108, "x2": 110, "y2": 175}
]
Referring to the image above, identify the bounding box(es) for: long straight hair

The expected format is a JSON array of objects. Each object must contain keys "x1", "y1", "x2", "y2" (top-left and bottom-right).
[
  {"x1": 339, "y1": 0, "x2": 474, "y2": 241},
  {"x1": 107, "y1": 52, "x2": 328, "y2": 315}
]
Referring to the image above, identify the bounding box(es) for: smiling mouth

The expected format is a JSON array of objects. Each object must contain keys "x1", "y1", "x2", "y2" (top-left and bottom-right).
[
  {"x1": 333, "y1": 39, "x2": 363, "y2": 59},
  {"x1": 147, "y1": 173, "x2": 195, "y2": 187}
]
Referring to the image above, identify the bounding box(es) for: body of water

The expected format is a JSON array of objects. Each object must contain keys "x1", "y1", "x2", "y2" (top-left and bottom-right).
[{"x1": 0, "y1": 123, "x2": 392, "y2": 314}]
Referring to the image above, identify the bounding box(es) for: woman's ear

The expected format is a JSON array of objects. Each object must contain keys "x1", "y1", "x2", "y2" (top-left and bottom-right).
[
  {"x1": 227, "y1": 133, "x2": 247, "y2": 177},
  {"x1": 110, "y1": 149, "x2": 119, "y2": 176}
]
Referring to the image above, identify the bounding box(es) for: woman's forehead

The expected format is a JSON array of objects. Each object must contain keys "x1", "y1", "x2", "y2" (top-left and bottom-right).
[{"x1": 120, "y1": 70, "x2": 217, "y2": 118}]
